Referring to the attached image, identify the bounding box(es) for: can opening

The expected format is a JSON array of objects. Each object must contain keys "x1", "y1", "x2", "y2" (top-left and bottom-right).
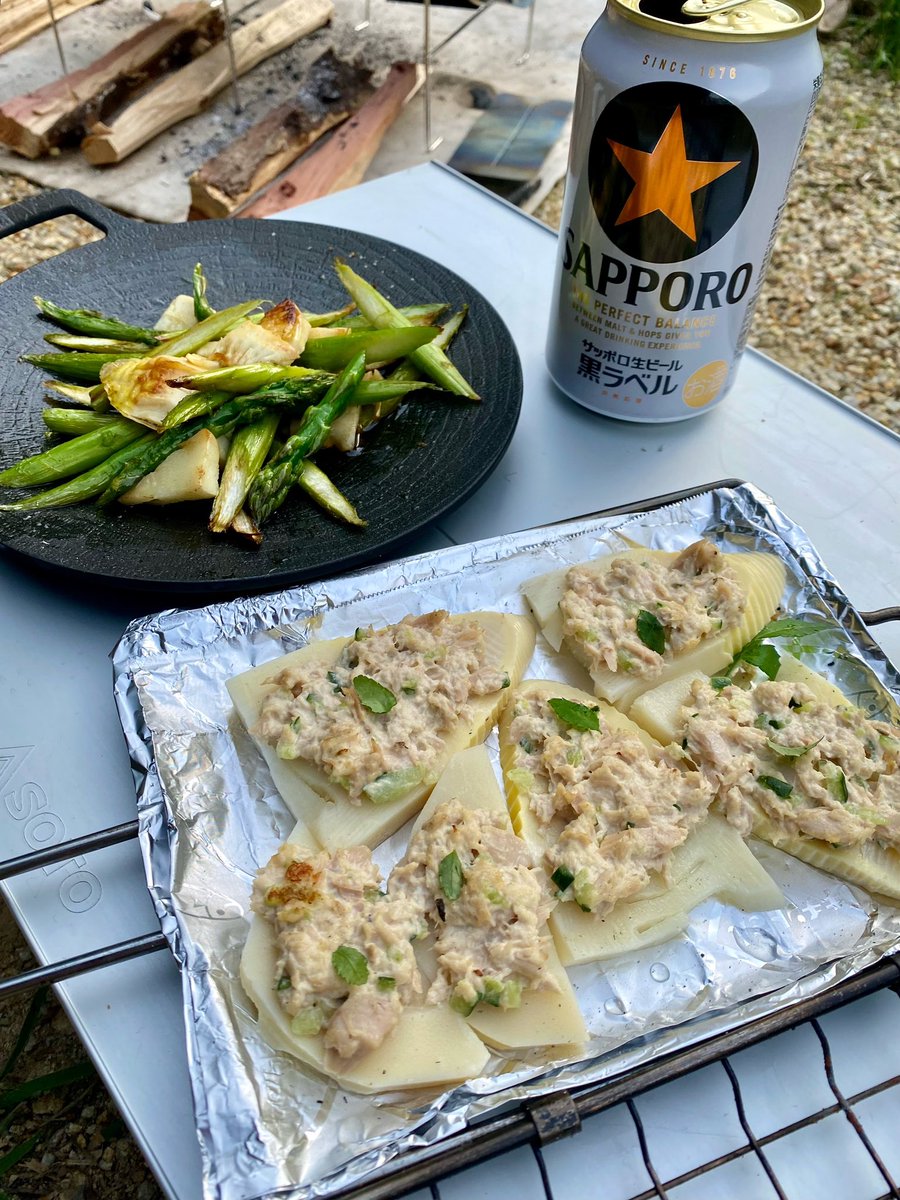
[{"x1": 637, "y1": 0, "x2": 707, "y2": 23}]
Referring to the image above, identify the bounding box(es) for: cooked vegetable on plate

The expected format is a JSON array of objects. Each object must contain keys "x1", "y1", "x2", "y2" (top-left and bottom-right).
[{"x1": 1, "y1": 262, "x2": 477, "y2": 542}]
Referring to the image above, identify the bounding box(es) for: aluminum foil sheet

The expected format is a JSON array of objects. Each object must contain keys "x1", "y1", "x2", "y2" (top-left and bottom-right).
[{"x1": 111, "y1": 480, "x2": 900, "y2": 1200}]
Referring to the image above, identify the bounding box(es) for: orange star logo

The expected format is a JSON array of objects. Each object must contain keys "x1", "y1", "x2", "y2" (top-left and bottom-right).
[{"x1": 608, "y1": 107, "x2": 740, "y2": 241}]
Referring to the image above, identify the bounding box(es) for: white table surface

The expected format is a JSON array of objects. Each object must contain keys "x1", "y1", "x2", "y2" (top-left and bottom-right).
[{"x1": 1, "y1": 162, "x2": 899, "y2": 1200}]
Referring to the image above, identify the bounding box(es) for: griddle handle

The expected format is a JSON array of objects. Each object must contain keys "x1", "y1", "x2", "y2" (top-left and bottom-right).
[{"x1": 0, "y1": 188, "x2": 130, "y2": 242}]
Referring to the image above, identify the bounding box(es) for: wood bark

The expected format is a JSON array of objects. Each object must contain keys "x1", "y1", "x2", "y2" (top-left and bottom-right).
[
  {"x1": 240, "y1": 62, "x2": 420, "y2": 219},
  {"x1": 188, "y1": 49, "x2": 372, "y2": 220},
  {"x1": 0, "y1": 2, "x2": 223, "y2": 160},
  {"x1": 80, "y1": 0, "x2": 334, "y2": 165},
  {"x1": 0, "y1": 0, "x2": 103, "y2": 57}
]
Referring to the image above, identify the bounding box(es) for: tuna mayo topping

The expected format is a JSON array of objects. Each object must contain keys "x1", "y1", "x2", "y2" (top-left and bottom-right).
[
  {"x1": 252, "y1": 844, "x2": 424, "y2": 1059},
  {"x1": 391, "y1": 799, "x2": 558, "y2": 1014},
  {"x1": 559, "y1": 540, "x2": 746, "y2": 679},
  {"x1": 509, "y1": 696, "x2": 713, "y2": 914},
  {"x1": 254, "y1": 611, "x2": 509, "y2": 802},
  {"x1": 684, "y1": 678, "x2": 900, "y2": 849}
]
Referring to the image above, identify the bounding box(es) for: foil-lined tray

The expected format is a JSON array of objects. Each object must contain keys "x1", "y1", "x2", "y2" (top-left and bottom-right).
[{"x1": 111, "y1": 480, "x2": 900, "y2": 1200}]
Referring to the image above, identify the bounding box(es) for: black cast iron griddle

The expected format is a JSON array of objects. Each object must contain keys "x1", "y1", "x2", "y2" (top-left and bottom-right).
[{"x1": 0, "y1": 190, "x2": 523, "y2": 594}]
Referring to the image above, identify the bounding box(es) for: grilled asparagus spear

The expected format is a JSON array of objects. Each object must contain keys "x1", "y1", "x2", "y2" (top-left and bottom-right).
[
  {"x1": 335, "y1": 262, "x2": 478, "y2": 399},
  {"x1": 248, "y1": 352, "x2": 366, "y2": 526}
]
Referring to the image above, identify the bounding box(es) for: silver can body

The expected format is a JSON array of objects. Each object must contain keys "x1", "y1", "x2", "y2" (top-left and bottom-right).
[{"x1": 546, "y1": 3, "x2": 823, "y2": 422}]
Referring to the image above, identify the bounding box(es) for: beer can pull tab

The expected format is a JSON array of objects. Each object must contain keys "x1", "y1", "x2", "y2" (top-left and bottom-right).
[{"x1": 681, "y1": 0, "x2": 752, "y2": 14}]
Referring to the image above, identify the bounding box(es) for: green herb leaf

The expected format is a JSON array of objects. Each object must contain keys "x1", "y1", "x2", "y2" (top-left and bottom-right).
[
  {"x1": 758, "y1": 774, "x2": 793, "y2": 799},
  {"x1": 636, "y1": 609, "x2": 666, "y2": 655},
  {"x1": 500, "y1": 673, "x2": 511, "y2": 689},
  {"x1": 548, "y1": 697, "x2": 600, "y2": 732},
  {"x1": 377, "y1": 976, "x2": 396, "y2": 991},
  {"x1": 742, "y1": 642, "x2": 781, "y2": 680},
  {"x1": 439, "y1": 850, "x2": 465, "y2": 900},
  {"x1": 331, "y1": 945, "x2": 369, "y2": 986},
  {"x1": 327, "y1": 670, "x2": 343, "y2": 694},
  {"x1": 710, "y1": 676, "x2": 732, "y2": 690},
  {"x1": 551, "y1": 865, "x2": 575, "y2": 892},
  {"x1": 755, "y1": 618, "x2": 834, "y2": 642},
  {"x1": 276, "y1": 974, "x2": 291, "y2": 991},
  {"x1": 724, "y1": 618, "x2": 834, "y2": 681},
  {"x1": 766, "y1": 736, "x2": 822, "y2": 758},
  {"x1": 353, "y1": 675, "x2": 397, "y2": 713}
]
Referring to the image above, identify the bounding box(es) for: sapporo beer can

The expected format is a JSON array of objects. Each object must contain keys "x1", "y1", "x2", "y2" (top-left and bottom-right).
[{"x1": 546, "y1": 0, "x2": 824, "y2": 421}]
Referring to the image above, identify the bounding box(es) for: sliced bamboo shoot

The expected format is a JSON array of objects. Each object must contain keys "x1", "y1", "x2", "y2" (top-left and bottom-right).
[
  {"x1": 499, "y1": 679, "x2": 783, "y2": 965},
  {"x1": 630, "y1": 654, "x2": 900, "y2": 900},
  {"x1": 155, "y1": 294, "x2": 197, "y2": 332},
  {"x1": 240, "y1": 918, "x2": 490, "y2": 1094},
  {"x1": 548, "y1": 815, "x2": 784, "y2": 965},
  {"x1": 119, "y1": 429, "x2": 219, "y2": 504},
  {"x1": 226, "y1": 612, "x2": 535, "y2": 851},
  {"x1": 407, "y1": 745, "x2": 587, "y2": 1049},
  {"x1": 522, "y1": 547, "x2": 785, "y2": 713},
  {"x1": 239, "y1": 813, "x2": 490, "y2": 1091}
]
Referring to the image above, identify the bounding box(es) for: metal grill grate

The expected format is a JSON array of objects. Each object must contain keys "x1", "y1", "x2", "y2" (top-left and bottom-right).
[{"x1": 421, "y1": 1010, "x2": 900, "y2": 1200}]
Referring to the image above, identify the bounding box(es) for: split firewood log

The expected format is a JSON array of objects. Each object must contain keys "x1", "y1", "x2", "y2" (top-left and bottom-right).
[
  {"x1": 0, "y1": 1, "x2": 223, "y2": 159},
  {"x1": 188, "y1": 49, "x2": 373, "y2": 219},
  {"x1": 81, "y1": 0, "x2": 334, "y2": 165},
  {"x1": 239, "y1": 61, "x2": 420, "y2": 219}
]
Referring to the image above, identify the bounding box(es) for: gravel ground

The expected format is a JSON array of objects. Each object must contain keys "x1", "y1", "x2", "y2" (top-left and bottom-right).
[{"x1": 0, "y1": 26, "x2": 897, "y2": 1200}]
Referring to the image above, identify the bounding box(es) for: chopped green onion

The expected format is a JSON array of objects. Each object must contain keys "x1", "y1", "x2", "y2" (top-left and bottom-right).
[
  {"x1": 551, "y1": 865, "x2": 575, "y2": 892},
  {"x1": 758, "y1": 774, "x2": 793, "y2": 799},
  {"x1": 290, "y1": 1006, "x2": 325, "y2": 1037}
]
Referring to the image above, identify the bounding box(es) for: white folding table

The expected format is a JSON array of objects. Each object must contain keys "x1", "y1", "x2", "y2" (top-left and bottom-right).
[{"x1": 1, "y1": 163, "x2": 899, "y2": 1200}]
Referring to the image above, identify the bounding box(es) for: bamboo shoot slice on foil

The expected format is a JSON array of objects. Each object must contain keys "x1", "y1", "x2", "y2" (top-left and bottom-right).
[
  {"x1": 239, "y1": 820, "x2": 490, "y2": 1094},
  {"x1": 401, "y1": 745, "x2": 587, "y2": 1051},
  {"x1": 630, "y1": 654, "x2": 900, "y2": 901},
  {"x1": 226, "y1": 611, "x2": 535, "y2": 851},
  {"x1": 522, "y1": 542, "x2": 785, "y2": 713},
  {"x1": 499, "y1": 679, "x2": 784, "y2": 966}
]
